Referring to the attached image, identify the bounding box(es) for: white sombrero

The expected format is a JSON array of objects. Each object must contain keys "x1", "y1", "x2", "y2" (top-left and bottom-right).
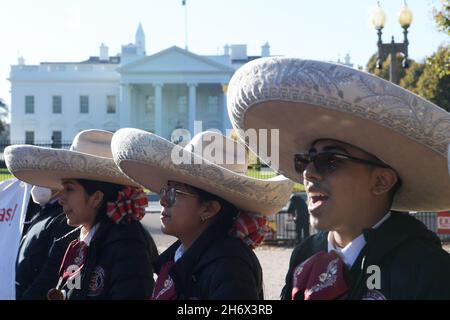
[
  {"x1": 227, "y1": 57, "x2": 450, "y2": 212},
  {"x1": 5, "y1": 129, "x2": 141, "y2": 189},
  {"x1": 111, "y1": 128, "x2": 294, "y2": 216}
]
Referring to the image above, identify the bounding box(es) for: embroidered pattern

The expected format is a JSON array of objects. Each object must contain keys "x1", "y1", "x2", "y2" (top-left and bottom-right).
[
  {"x1": 112, "y1": 130, "x2": 294, "y2": 212},
  {"x1": 228, "y1": 58, "x2": 450, "y2": 157},
  {"x1": 87, "y1": 266, "x2": 105, "y2": 297},
  {"x1": 154, "y1": 276, "x2": 174, "y2": 300},
  {"x1": 362, "y1": 289, "x2": 387, "y2": 300},
  {"x1": 5, "y1": 147, "x2": 129, "y2": 182},
  {"x1": 304, "y1": 258, "x2": 339, "y2": 299}
]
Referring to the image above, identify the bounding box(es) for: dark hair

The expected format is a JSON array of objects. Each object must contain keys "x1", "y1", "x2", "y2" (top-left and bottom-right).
[
  {"x1": 188, "y1": 185, "x2": 239, "y2": 220},
  {"x1": 76, "y1": 179, "x2": 123, "y2": 224}
]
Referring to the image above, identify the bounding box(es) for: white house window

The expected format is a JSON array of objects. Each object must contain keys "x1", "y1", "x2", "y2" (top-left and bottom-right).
[
  {"x1": 106, "y1": 95, "x2": 116, "y2": 114},
  {"x1": 80, "y1": 95, "x2": 89, "y2": 114},
  {"x1": 177, "y1": 96, "x2": 187, "y2": 114},
  {"x1": 51, "y1": 131, "x2": 62, "y2": 148},
  {"x1": 207, "y1": 96, "x2": 219, "y2": 114},
  {"x1": 52, "y1": 96, "x2": 62, "y2": 114},
  {"x1": 145, "y1": 95, "x2": 155, "y2": 113},
  {"x1": 25, "y1": 96, "x2": 34, "y2": 114},
  {"x1": 25, "y1": 131, "x2": 34, "y2": 144}
]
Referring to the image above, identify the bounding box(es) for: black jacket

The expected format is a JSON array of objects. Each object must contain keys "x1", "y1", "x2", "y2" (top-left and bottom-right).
[
  {"x1": 287, "y1": 193, "x2": 308, "y2": 223},
  {"x1": 59, "y1": 218, "x2": 157, "y2": 300},
  {"x1": 16, "y1": 200, "x2": 76, "y2": 300},
  {"x1": 281, "y1": 212, "x2": 450, "y2": 300},
  {"x1": 154, "y1": 211, "x2": 264, "y2": 300}
]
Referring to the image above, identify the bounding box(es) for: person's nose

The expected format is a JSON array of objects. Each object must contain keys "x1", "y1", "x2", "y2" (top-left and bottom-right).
[{"x1": 303, "y1": 161, "x2": 323, "y2": 183}]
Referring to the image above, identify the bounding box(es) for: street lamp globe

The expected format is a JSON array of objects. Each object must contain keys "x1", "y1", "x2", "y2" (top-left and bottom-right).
[
  {"x1": 372, "y1": 4, "x2": 387, "y2": 30},
  {"x1": 398, "y1": 4, "x2": 413, "y2": 28}
]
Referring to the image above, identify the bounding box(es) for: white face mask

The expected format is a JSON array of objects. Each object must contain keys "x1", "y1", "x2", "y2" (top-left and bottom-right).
[{"x1": 31, "y1": 186, "x2": 52, "y2": 206}]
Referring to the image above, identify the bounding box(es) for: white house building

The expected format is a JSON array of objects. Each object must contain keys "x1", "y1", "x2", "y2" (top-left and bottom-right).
[{"x1": 9, "y1": 24, "x2": 271, "y2": 144}]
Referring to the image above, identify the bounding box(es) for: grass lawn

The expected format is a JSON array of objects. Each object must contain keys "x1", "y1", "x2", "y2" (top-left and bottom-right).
[
  {"x1": 246, "y1": 168, "x2": 304, "y2": 192},
  {"x1": 0, "y1": 169, "x2": 12, "y2": 182}
]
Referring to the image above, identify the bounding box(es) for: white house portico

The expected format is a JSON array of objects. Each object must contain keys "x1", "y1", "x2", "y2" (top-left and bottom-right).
[{"x1": 117, "y1": 46, "x2": 233, "y2": 138}]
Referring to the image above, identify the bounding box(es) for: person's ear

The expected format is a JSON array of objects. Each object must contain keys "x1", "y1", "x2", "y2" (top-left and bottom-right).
[
  {"x1": 200, "y1": 200, "x2": 221, "y2": 222},
  {"x1": 371, "y1": 168, "x2": 398, "y2": 196},
  {"x1": 89, "y1": 190, "x2": 104, "y2": 210}
]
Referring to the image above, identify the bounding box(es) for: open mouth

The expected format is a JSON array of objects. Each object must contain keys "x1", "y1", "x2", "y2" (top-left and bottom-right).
[{"x1": 307, "y1": 189, "x2": 330, "y2": 212}]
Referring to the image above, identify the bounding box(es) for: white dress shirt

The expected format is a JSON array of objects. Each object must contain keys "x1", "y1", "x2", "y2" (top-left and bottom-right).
[
  {"x1": 80, "y1": 223, "x2": 99, "y2": 246},
  {"x1": 174, "y1": 244, "x2": 185, "y2": 262},
  {"x1": 327, "y1": 213, "x2": 391, "y2": 268}
]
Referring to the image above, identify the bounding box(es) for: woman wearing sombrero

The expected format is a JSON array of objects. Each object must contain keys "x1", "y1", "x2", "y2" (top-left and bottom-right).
[
  {"x1": 5, "y1": 129, "x2": 157, "y2": 300},
  {"x1": 111, "y1": 129, "x2": 294, "y2": 299},
  {"x1": 227, "y1": 57, "x2": 450, "y2": 299}
]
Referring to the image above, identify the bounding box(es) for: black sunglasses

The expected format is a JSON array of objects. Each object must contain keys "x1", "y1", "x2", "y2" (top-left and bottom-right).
[
  {"x1": 294, "y1": 151, "x2": 389, "y2": 175},
  {"x1": 159, "y1": 186, "x2": 197, "y2": 207}
]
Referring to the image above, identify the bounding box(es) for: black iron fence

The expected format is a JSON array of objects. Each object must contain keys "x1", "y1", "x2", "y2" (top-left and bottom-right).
[
  {"x1": 411, "y1": 212, "x2": 450, "y2": 241},
  {"x1": 263, "y1": 211, "x2": 450, "y2": 246},
  {"x1": 264, "y1": 209, "x2": 298, "y2": 246}
]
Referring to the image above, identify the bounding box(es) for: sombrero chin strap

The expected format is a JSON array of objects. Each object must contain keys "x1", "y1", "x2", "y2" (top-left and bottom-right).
[
  {"x1": 230, "y1": 212, "x2": 269, "y2": 249},
  {"x1": 106, "y1": 186, "x2": 148, "y2": 224}
]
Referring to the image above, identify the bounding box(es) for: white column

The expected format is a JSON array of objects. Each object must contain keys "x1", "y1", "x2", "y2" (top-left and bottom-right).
[
  {"x1": 222, "y1": 83, "x2": 231, "y2": 133},
  {"x1": 154, "y1": 83, "x2": 163, "y2": 135},
  {"x1": 188, "y1": 83, "x2": 197, "y2": 135},
  {"x1": 119, "y1": 83, "x2": 131, "y2": 127}
]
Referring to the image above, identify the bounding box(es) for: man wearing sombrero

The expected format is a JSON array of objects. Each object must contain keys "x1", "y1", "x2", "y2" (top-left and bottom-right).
[{"x1": 227, "y1": 57, "x2": 450, "y2": 299}]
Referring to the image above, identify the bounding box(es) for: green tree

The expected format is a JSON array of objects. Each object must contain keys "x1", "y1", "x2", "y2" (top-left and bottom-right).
[
  {"x1": 434, "y1": 0, "x2": 450, "y2": 35},
  {"x1": 365, "y1": 1, "x2": 450, "y2": 111},
  {"x1": 412, "y1": 0, "x2": 450, "y2": 111},
  {"x1": 399, "y1": 60, "x2": 425, "y2": 93},
  {"x1": 366, "y1": 53, "x2": 408, "y2": 82},
  {"x1": 0, "y1": 98, "x2": 7, "y2": 134},
  {"x1": 415, "y1": 46, "x2": 450, "y2": 111}
]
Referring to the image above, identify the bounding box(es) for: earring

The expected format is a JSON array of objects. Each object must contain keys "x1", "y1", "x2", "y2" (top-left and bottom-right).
[{"x1": 201, "y1": 215, "x2": 210, "y2": 222}]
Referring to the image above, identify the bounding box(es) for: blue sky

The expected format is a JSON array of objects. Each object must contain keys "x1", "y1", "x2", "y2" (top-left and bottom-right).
[{"x1": 0, "y1": 0, "x2": 448, "y2": 109}]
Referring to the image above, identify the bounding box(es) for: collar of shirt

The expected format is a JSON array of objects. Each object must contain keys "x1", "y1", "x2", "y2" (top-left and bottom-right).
[
  {"x1": 327, "y1": 212, "x2": 391, "y2": 268},
  {"x1": 174, "y1": 244, "x2": 185, "y2": 263},
  {"x1": 79, "y1": 223, "x2": 99, "y2": 246}
]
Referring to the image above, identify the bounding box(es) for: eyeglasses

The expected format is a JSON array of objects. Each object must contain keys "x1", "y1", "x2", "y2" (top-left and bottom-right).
[
  {"x1": 159, "y1": 186, "x2": 197, "y2": 207},
  {"x1": 294, "y1": 151, "x2": 389, "y2": 175}
]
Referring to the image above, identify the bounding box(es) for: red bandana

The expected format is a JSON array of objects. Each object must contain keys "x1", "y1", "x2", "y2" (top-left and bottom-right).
[
  {"x1": 230, "y1": 212, "x2": 268, "y2": 249},
  {"x1": 292, "y1": 251, "x2": 348, "y2": 300},
  {"x1": 106, "y1": 186, "x2": 148, "y2": 224},
  {"x1": 151, "y1": 261, "x2": 177, "y2": 300}
]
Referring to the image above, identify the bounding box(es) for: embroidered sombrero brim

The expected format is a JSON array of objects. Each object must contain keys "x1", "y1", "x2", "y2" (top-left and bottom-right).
[
  {"x1": 227, "y1": 57, "x2": 450, "y2": 212},
  {"x1": 111, "y1": 128, "x2": 294, "y2": 216},
  {"x1": 4, "y1": 145, "x2": 141, "y2": 189}
]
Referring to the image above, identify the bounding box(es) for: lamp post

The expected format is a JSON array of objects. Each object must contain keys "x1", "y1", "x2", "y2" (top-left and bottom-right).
[{"x1": 371, "y1": 1, "x2": 413, "y2": 84}]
